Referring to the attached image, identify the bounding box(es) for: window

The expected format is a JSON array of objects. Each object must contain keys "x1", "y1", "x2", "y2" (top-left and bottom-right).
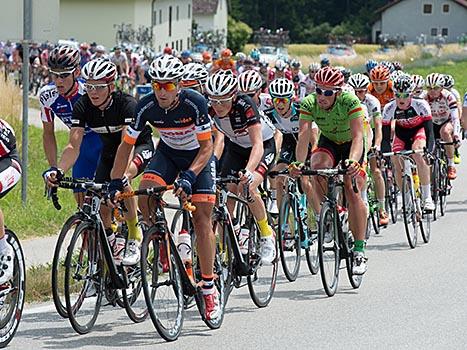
[
  {"x1": 188, "y1": 4, "x2": 191, "y2": 18},
  {"x1": 158, "y1": 45, "x2": 161, "y2": 52},
  {"x1": 169, "y1": 6, "x2": 172, "y2": 36},
  {"x1": 180, "y1": 39, "x2": 183, "y2": 51},
  {"x1": 443, "y1": 4, "x2": 449, "y2": 13},
  {"x1": 431, "y1": 28, "x2": 438, "y2": 36},
  {"x1": 176, "y1": 40, "x2": 179, "y2": 51},
  {"x1": 423, "y1": 4, "x2": 432, "y2": 14},
  {"x1": 176, "y1": 6, "x2": 179, "y2": 21},
  {"x1": 442, "y1": 28, "x2": 448, "y2": 36},
  {"x1": 172, "y1": 41, "x2": 174, "y2": 48},
  {"x1": 159, "y1": 10, "x2": 162, "y2": 25},
  {"x1": 187, "y1": 37, "x2": 190, "y2": 49}
]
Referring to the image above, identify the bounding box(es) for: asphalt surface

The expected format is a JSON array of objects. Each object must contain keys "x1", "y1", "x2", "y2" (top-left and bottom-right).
[{"x1": 8, "y1": 149, "x2": 467, "y2": 349}]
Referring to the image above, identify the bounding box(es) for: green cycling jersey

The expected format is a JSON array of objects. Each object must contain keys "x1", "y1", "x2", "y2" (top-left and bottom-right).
[{"x1": 299, "y1": 91, "x2": 364, "y2": 144}]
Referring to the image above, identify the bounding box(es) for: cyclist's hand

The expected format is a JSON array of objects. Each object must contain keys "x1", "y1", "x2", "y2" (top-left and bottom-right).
[
  {"x1": 174, "y1": 170, "x2": 196, "y2": 200},
  {"x1": 454, "y1": 135, "x2": 461, "y2": 148},
  {"x1": 289, "y1": 161, "x2": 304, "y2": 178},
  {"x1": 344, "y1": 159, "x2": 361, "y2": 178},
  {"x1": 238, "y1": 168, "x2": 254, "y2": 186},
  {"x1": 42, "y1": 167, "x2": 63, "y2": 188},
  {"x1": 106, "y1": 178, "x2": 126, "y2": 207}
]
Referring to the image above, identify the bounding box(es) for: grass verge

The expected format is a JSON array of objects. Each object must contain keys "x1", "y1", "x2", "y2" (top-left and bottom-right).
[{"x1": 26, "y1": 264, "x2": 54, "y2": 303}]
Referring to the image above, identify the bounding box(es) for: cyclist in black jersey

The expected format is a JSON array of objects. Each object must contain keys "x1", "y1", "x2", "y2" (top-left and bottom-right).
[
  {"x1": 206, "y1": 70, "x2": 277, "y2": 265},
  {"x1": 44, "y1": 59, "x2": 154, "y2": 266},
  {"x1": 110, "y1": 55, "x2": 221, "y2": 321}
]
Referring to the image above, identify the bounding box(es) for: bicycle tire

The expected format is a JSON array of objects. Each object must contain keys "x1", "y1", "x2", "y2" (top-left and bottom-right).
[
  {"x1": 431, "y1": 158, "x2": 439, "y2": 221},
  {"x1": 305, "y1": 228, "x2": 319, "y2": 275},
  {"x1": 278, "y1": 196, "x2": 301, "y2": 282},
  {"x1": 64, "y1": 222, "x2": 103, "y2": 334},
  {"x1": 318, "y1": 201, "x2": 339, "y2": 297},
  {"x1": 384, "y1": 166, "x2": 398, "y2": 224},
  {"x1": 212, "y1": 217, "x2": 234, "y2": 306},
  {"x1": 439, "y1": 162, "x2": 448, "y2": 216},
  {"x1": 401, "y1": 175, "x2": 418, "y2": 249},
  {"x1": 52, "y1": 213, "x2": 83, "y2": 318},
  {"x1": 140, "y1": 226, "x2": 184, "y2": 342},
  {"x1": 0, "y1": 229, "x2": 26, "y2": 348},
  {"x1": 344, "y1": 231, "x2": 362, "y2": 289},
  {"x1": 420, "y1": 210, "x2": 431, "y2": 244},
  {"x1": 122, "y1": 263, "x2": 148, "y2": 323}
]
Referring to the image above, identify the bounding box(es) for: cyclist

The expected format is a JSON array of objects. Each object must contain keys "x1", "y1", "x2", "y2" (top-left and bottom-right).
[
  {"x1": 235, "y1": 52, "x2": 247, "y2": 73},
  {"x1": 180, "y1": 50, "x2": 192, "y2": 65},
  {"x1": 110, "y1": 46, "x2": 129, "y2": 77},
  {"x1": 365, "y1": 59, "x2": 378, "y2": 75},
  {"x1": 442, "y1": 74, "x2": 462, "y2": 164},
  {"x1": 79, "y1": 42, "x2": 91, "y2": 68},
  {"x1": 348, "y1": 73, "x2": 389, "y2": 226},
  {"x1": 296, "y1": 67, "x2": 368, "y2": 275},
  {"x1": 0, "y1": 119, "x2": 22, "y2": 284},
  {"x1": 180, "y1": 62, "x2": 208, "y2": 94},
  {"x1": 91, "y1": 45, "x2": 108, "y2": 60},
  {"x1": 206, "y1": 70, "x2": 277, "y2": 265},
  {"x1": 290, "y1": 59, "x2": 305, "y2": 96},
  {"x1": 44, "y1": 59, "x2": 155, "y2": 266},
  {"x1": 299, "y1": 62, "x2": 320, "y2": 100},
  {"x1": 269, "y1": 59, "x2": 292, "y2": 81},
  {"x1": 411, "y1": 75, "x2": 426, "y2": 98},
  {"x1": 111, "y1": 55, "x2": 221, "y2": 320},
  {"x1": 424, "y1": 73, "x2": 460, "y2": 180},
  {"x1": 238, "y1": 69, "x2": 272, "y2": 112},
  {"x1": 39, "y1": 45, "x2": 102, "y2": 205},
  {"x1": 382, "y1": 74, "x2": 435, "y2": 211},
  {"x1": 210, "y1": 48, "x2": 236, "y2": 74},
  {"x1": 320, "y1": 57, "x2": 330, "y2": 68}
]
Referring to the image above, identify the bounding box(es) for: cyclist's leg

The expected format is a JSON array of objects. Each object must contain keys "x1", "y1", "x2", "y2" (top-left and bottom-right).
[
  {"x1": 391, "y1": 134, "x2": 407, "y2": 189},
  {"x1": 273, "y1": 137, "x2": 295, "y2": 207},
  {"x1": 94, "y1": 156, "x2": 115, "y2": 230},
  {"x1": 440, "y1": 121, "x2": 456, "y2": 177},
  {"x1": 411, "y1": 128, "x2": 432, "y2": 205}
]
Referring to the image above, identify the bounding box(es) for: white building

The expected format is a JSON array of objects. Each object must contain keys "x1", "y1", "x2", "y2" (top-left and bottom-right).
[{"x1": 192, "y1": 0, "x2": 228, "y2": 46}]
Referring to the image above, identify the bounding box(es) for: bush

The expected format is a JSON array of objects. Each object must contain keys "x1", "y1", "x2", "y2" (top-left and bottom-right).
[
  {"x1": 227, "y1": 16, "x2": 253, "y2": 53},
  {"x1": 298, "y1": 23, "x2": 333, "y2": 44}
]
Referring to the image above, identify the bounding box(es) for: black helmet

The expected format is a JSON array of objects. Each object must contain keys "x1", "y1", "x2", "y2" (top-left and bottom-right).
[{"x1": 48, "y1": 45, "x2": 80, "y2": 70}]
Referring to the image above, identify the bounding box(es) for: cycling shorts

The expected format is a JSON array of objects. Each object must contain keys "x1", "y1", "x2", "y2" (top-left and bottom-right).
[
  {"x1": 277, "y1": 134, "x2": 297, "y2": 165},
  {"x1": 432, "y1": 120, "x2": 450, "y2": 140},
  {"x1": 313, "y1": 135, "x2": 364, "y2": 167},
  {"x1": 72, "y1": 132, "x2": 102, "y2": 193},
  {"x1": 0, "y1": 152, "x2": 21, "y2": 200},
  {"x1": 392, "y1": 127, "x2": 426, "y2": 152},
  {"x1": 381, "y1": 124, "x2": 392, "y2": 153},
  {"x1": 142, "y1": 142, "x2": 216, "y2": 203},
  {"x1": 220, "y1": 137, "x2": 276, "y2": 178}
]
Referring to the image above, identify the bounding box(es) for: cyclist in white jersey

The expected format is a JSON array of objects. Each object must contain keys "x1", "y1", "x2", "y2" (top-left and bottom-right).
[
  {"x1": 299, "y1": 62, "x2": 320, "y2": 100},
  {"x1": 411, "y1": 75, "x2": 426, "y2": 98},
  {"x1": 442, "y1": 74, "x2": 462, "y2": 164}
]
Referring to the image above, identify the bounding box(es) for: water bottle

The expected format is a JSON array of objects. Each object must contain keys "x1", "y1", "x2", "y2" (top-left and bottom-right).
[
  {"x1": 412, "y1": 169, "x2": 420, "y2": 192},
  {"x1": 238, "y1": 227, "x2": 250, "y2": 255},
  {"x1": 299, "y1": 193, "x2": 309, "y2": 233},
  {"x1": 177, "y1": 229, "x2": 193, "y2": 278}
]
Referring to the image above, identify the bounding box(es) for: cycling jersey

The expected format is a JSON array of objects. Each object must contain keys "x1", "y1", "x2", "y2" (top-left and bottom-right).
[
  {"x1": 362, "y1": 93, "x2": 382, "y2": 128},
  {"x1": 212, "y1": 59, "x2": 236, "y2": 73},
  {"x1": 424, "y1": 89, "x2": 459, "y2": 137},
  {"x1": 268, "y1": 68, "x2": 292, "y2": 82},
  {"x1": 258, "y1": 93, "x2": 272, "y2": 112},
  {"x1": 126, "y1": 89, "x2": 211, "y2": 151},
  {"x1": 264, "y1": 102, "x2": 300, "y2": 135},
  {"x1": 209, "y1": 94, "x2": 275, "y2": 148},
  {"x1": 300, "y1": 91, "x2": 365, "y2": 144},
  {"x1": 449, "y1": 87, "x2": 461, "y2": 104},
  {"x1": 368, "y1": 81, "x2": 394, "y2": 108},
  {"x1": 464, "y1": 93, "x2": 467, "y2": 107},
  {"x1": 299, "y1": 75, "x2": 316, "y2": 100},
  {"x1": 0, "y1": 119, "x2": 17, "y2": 159},
  {"x1": 0, "y1": 119, "x2": 21, "y2": 199}
]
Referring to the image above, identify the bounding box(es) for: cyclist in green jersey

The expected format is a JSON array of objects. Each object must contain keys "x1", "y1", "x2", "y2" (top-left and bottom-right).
[{"x1": 295, "y1": 67, "x2": 368, "y2": 275}]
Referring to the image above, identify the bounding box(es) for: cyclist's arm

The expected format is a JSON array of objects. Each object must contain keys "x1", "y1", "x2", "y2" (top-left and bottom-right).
[
  {"x1": 111, "y1": 137, "x2": 135, "y2": 180},
  {"x1": 189, "y1": 138, "x2": 214, "y2": 175},
  {"x1": 450, "y1": 105, "x2": 460, "y2": 139},
  {"x1": 57, "y1": 127, "x2": 84, "y2": 173},
  {"x1": 245, "y1": 123, "x2": 264, "y2": 173},
  {"x1": 423, "y1": 118, "x2": 435, "y2": 153},
  {"x1": 296, "y1": 119, "x2": 312, "y2": 163},
  {"x1": 42, "y1": 121, "x2": 58, "y2": 167},
  {"x1": 348, "y1": 116, "x2": 364, "y2": 163},
  {"x1": 374, "y1": 117, "x2": 383, "y2": 150}
]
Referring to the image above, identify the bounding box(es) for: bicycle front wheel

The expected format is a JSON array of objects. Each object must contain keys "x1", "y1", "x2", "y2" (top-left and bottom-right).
[
  {"x1": 318, "y1": 201, "x2": 339, "y2": 297},
  {"x1": 401, "y1": 175, "x2": 418, "y2": 249},
  {"x1": 278, "y1": 196, "x2": 301, "y2": 282},
  {"x1": 140, "y1": 227, "x2": 184, "y2": 342},
  {"x1": 0, "y1": 230, "x2": 26, "y2": 348}
]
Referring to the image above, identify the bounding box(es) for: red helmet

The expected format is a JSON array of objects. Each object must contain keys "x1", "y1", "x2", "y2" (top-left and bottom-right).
[
  {"x1": 314, "y1": 67, "x2": 344, "y2": 88},
  {"x1": 370, "y1": 65, "x2": 390, "y2": 82},
  {"x1": 163, "y1": 46, "x2": 173, "y2": 55},
  {"x1": 202, "y1": 51, "x2": 212, "y2": 60},
  {"x1": 221, "y1": 48, "x2": 232, "y2": 58}
]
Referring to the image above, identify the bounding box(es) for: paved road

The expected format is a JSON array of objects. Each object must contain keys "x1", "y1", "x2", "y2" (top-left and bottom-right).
[{"x1": 9, "y1": 151, "x2": 467, "y2": 349}]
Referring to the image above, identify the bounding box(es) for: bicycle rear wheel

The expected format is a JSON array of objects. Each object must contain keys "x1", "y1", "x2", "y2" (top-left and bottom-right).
[
  {"x1": 0, "y1": 229, "x2": 26, "y2": 348},
  {"x1": 212, "y1": 218, "x2": 233, "y2": 306},
  {"x1": 384, "y1": 166, "x2": 398, "y2": 224},
  {"x1": 344, "y1": 232, "x2": 362, "y2": 289},
  {"x1": 64, "y1": 222, "x2": 103, "y2": 334},
  {"x1": 305, "y1": 226, "x2": 319, "y2": 275},
  {"x1": 431, "y1": 158, "x2": 440, "y2": 221},
  {"x1": 401, "y1": 176, "x2": 418, "y2": 249},
  {"x1": 278, "y1": 196, "x2": 301, "y2": 282},
  {"x1": 439, "y1": 162, "x2": 448, "y2": 216},
  {"x1": 140, "y1": 227, "x2": 184, "y2": 342},
  {"x1": 318, "y1": 202, "x2": 339, "y2": 297},
  {"x1": 420, "y1": 210, "x2": 431, "y2": 244}
]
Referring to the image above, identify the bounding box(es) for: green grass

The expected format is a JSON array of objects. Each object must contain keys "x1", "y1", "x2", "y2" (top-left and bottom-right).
[
  {"x1": 3, "y1": 126, "x2": 77, "y2": 239},
  {"x1": 28, "y1": 96, "x2": 40, "y2": 110},
  {"x1": 244, "y1": 43, "x2": 380, "y2": 57}
]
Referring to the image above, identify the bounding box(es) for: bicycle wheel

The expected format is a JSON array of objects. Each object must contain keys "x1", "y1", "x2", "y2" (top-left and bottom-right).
[
  {"x1": 278, "y1": 196, "x2": 301, "y2": 282},
  {"x1": 140, "y1": 227, "x2": 184, "y2": 342},
  {"x1": 401, "y1": 175, "x2": 418, "y2": 249},
  {"x1": 122, "y1": 263, "x2": 148, "y2": 323},
  {"x1": 212, "y1": 217, "x2": 233, "y2": 306},
  {"x1": 384, "y1": 166, "x2": 398, "y2": 224},
  {"x1": 0, "y1": 230, "x2": 26, "y2": 348},
  {"x1": 52, "y1": 213, "x2": 82, "y2": 318},
  {"x1": 246, "y1": 210, "x2": 278, "y2": 308},
  {"x1": 439, "y1": 162, "x2": 448, "y2": 216},
  {"x1": 64, "y1": 222, "x2": 104, "y2": 334},
  {"x1": 420, "y1": 209, "x2": 431, "y2": 244},
  {"x1": 431, "y1": 158, "x2": 439, "y2": 221},
  {"x1": 305, "y1": 212, "x2": 319, "y2": 275},
  {"x1": 318, "y1": 201, "x2": 339, "y2": 297},
  {"x1": 344, "y1": 232, "x2": 363, "y2": 289}
]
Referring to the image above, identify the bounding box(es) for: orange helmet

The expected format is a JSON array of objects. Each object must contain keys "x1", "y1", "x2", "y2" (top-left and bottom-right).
[
  {"x1": 202, "y1": 51, "x2": 212, "y2": 60},
  {"x1": 370, "y1": 65, "x2": 390, "y2": 82},
  {"x1": 221, "y1": 48, "x2": 232, "y2": 58}
]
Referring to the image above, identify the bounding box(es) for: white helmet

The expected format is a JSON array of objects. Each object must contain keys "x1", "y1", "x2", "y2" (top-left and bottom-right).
[
  {"x1": 148, "y1": 55, "x2": 185, "y2": 81},
  {"x1": 425, "y1": 73, "x2": 444, "y2": 88},
  {"x1": 81, "y1": 59, "x2": 117, "y2": 82},
  {"x1": 268, "y1": 78, "x2": 295, "y2": 97},
  {"x1": 182, "y1": 62, "x2": 208, "y2": 83},
  {"x1": 275, "y1": 59, "x2": 287, "y2": 71},
  {"x1": 308, "y1": 62, "x2": 320, "y2": 72},
  {"x1": 205, "y1": 70, "x2": 238, "y2": 96},
  {"x1": 348, "y1": 73, "x2": 370, "y2": 90},
  {"x1": 411, "y1": 74, "x2": 425, "y2": 89},
  {"x1": 390, "y1": 70, "x2": 404, "y2": 81},
  {"x1": 238, "y1": 70, "x2": 263, "y2": 93}
]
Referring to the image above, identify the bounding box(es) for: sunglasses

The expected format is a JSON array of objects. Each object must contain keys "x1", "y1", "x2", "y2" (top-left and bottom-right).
[
  {"x1": 49, "y1": 68, "x2": 75, "y2": 79},
  {"x1": 413, "y1": 89, "x2": 423, "y2": 94},
  {"x1": 272, "y1": 97, "x2": 291, "y2": 105},
  {"x1": 354, "y1": 89, "x2": 367, "y2": 94},
  {"x1": 208, "y1": 96, "x2": 234, "y2": 105},
  {"x1": 395, "y1": 92, "x2": 411, "y2": 99},
  {"x1": 84, "y1": 83, "x2": 110, "y2": 91},
  {"x1": 427, "y1": 86, "x2": 442, "y2": 90},
  {"x1": 316, "y1": 87, "x2": 338, "y2": 96},
  {"x1": 152, "y1": 81, "x2": 177, "y2": 92}
]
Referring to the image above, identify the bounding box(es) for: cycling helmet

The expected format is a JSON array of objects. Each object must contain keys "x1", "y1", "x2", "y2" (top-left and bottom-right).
[
  {"x1": 238, "y1": 70, "x2": 263, "y2": 93},
  {"x1": 205, "y1": 70, "x2": 238, "y2": 96},
  {"x1": 221, "y1": 48, "x2": 232, "y2": 57},
  {"x1": 163, "y1": 46, "x2": 173, "y2": 55},
  {"x1": 148, "y1": 55, "x2": 185, "y2": 81},
  {"x1": 320, "y1": 57, "x2": 330, "y2": 67},
  {"x1": 79, "y1": 42, "x2": 89, "y2": 50},
  {"x1": 95, "y1": 45, "x2": 106, "y2": 53},
  {"x1": 425, "y1": 73, "x2": 444, "y2": 88},
  {"x1": 411, "y1": 74, "x2": 425, "y2": 89},
  {"x1": 48, "y1": 45, "x2": 80, "y2": 70},
  {"x1": 258, "y1": 58, "x2": 269, "y2": 68},
  {"x1": 290, "y1": 59, "x2": 302, "y2": 69},
  {"x1": 335, "y1": 66, "x2": 352, "y2": 81},
  {"x1": 370, "y1": 65, "x2": 390, "y2": 82},
  {"x1": 308, "y1": 62, "x2": 320, "y2": 72},
  {"x1": 348, "y1": 73, "x2": 370, "y2": 90},
  {"x1": 236, "y1": 52, "x2": 246, "y2": 61},
  {"x1": 314, "y1": 67, "x2": 344, "y2": 88},
  {"x1": 443, "y1": 74, "x2": 455, "y2": 89},
  {"x1": 181, "y1": 50, "x2": 191, "y2": 59},
  {"x1": 181, "y1": 62, "x2": 208, "y2": 84},
  {"x1": 379, "y1": 60, "x2": 394, "y2": 72},
  {"x1": 202, "y1": 51, "x2": 212, "y2": 60},
  {"x1": 250, "y1": 48, "x2": 260, "y2": 61},
  {"x1": 81, "y1": 59, "x2": 117, "y2": 82},
  {"x1": 390, "y1": 70, "x2": 404, "y2": 81},
  {"x1": 365, "y1": 59, "x2": 378, "y2": 73},
  {"x1": 392, "y1": 61, "x2": 403, "y2": 71},
  {"x1": 268, "y1": 78, "x2": 295, "y2": 98},
  {"x1": 275, "y1": 59, "x2": 287, "y2": 71},
  {"x1": 393, "y1": 74, "x2": 414, "y2": 93}
]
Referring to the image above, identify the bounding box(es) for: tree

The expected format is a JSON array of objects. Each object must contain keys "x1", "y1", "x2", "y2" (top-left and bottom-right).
[{"x1": 227, "y1": 16, "x2": 253, "y2": 52}]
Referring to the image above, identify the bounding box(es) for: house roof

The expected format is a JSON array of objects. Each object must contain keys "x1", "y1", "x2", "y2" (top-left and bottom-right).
[
  {"x1": 375, "y1": 0, "x2": 467, "y2": 14},
  {"x1": 193, "y1": 0, "x2": 219, "y2": 14}
]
